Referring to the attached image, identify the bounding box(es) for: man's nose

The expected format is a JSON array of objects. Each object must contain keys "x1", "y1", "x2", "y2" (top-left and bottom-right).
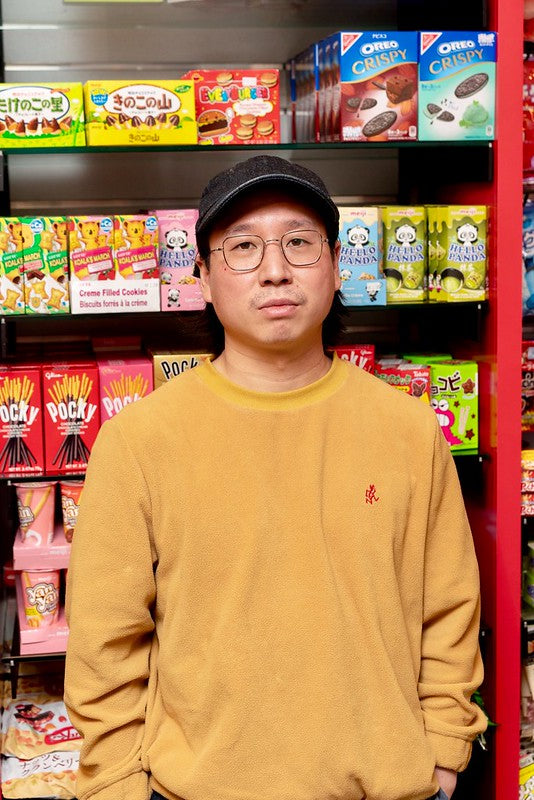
[{"x1": 257, "y1": 240, "x2": 292, "y2": 284}]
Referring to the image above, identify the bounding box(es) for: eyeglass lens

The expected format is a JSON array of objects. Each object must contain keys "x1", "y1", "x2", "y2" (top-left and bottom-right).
[{"x1": 222, "y1": 229, "x2": 324, "y2": 270}]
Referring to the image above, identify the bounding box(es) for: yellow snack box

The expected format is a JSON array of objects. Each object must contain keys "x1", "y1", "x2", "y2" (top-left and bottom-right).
[
  {"x1": 0, "y1": 217, "x2": 25, "y2": 314},
  {"x1": 84, "y1": 80, "x2": 197, "y2": 145},
  {"x1": 0, "y1": 83, "x2": 85, "y2": 148}
]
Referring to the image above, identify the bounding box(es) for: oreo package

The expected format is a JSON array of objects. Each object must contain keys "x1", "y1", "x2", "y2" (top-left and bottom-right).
[{"x1": 418, "y1": 31, "x2": 497, "y2": 141}]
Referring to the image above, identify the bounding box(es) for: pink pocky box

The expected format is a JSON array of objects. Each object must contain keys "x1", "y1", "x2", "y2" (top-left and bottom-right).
[
  {"x1": 97, "y1": 355, "x2": 153, "y2": 421},
  {"x1": 155, "y1": 209, "x2": 204, "y2": 311}
]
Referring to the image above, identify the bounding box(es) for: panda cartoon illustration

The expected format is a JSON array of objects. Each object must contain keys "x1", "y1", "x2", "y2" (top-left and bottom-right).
[
  {"x1": 346, "y1": 225, "x2": 369, "y2": 247},
  {"x1": 160, "y1": 271, "x2": 172, "y2": 285},
  {"x1": 456, "y1": 222, "x2": 478, "y2": 244},
  {"x1": 365, "y1": 281, "x2": 382, "y2": 302},
  {"x1": 395, "y1": 223, "x2": 417, "y2": 246},
  {"x1": 165, "y1": 229, "x2": 189, "y2": 251},
  {"x1": 167, "y1": 288, "x2": 181, "y2": 308},
  {"x1": 339, "y1": 268, "x2": 352, "y2": 282}
]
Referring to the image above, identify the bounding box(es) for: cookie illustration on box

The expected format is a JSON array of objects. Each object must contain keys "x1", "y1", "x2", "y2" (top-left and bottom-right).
[
  {"x1": 418, "y1": 31, "x2": 496, "y2": 141},
  {"x1": 317, "y1": 31, "x2": 418, "y2": 142}
]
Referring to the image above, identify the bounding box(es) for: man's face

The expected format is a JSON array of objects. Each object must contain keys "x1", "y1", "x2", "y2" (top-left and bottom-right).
[{"x1": 197, "y1": 190, "x2": 341, "y2": 356}]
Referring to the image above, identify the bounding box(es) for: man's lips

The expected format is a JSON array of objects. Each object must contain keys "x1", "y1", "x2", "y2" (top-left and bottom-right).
[{"x1": 257, "y1": 298, "x2": 299, "y2": 309}]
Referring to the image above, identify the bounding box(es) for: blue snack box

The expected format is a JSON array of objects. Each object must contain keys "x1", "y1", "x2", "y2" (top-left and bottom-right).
[
  {"x1": 418, "y1": 31, "x2": 497, "y2": 141},
  {"x1": 338, "y1": 207, "x2": 386, "y2": 306}
]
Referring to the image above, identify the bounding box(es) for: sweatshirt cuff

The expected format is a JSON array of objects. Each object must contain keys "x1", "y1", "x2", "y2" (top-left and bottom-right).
[
  {"x1": 425, "y1": 730, "x2": 473, "y2": 772},
  {"x1": 79, "y1": 768, "x2": 150, "y2": 800}
]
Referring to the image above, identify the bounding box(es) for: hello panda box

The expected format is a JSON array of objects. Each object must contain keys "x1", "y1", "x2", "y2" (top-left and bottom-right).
[
  {"x1": 337, "y1": 206, "x2": 386, "y2": 306},
  {"x1": 155, "y1": 209, "x2": 205, "y2": 311}
]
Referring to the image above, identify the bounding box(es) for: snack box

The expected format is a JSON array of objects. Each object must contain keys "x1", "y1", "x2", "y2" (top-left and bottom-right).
[
  {"x1": 84, "y1": 80, "x2": 197, "y2": 146},
  {"x1": 0, "y1": 217, "x2": 25, "y2": 314},
  {"x1": 328, "y1": 345, "x2": 375, "y2": 373},
  {"x1": 0, "y1": 83, "x2": 85, "y2": 147},
  {"x1": 317, "y1": 31, "x2": 418, "y2": 142},
  {"x1": 382, "y1": 206, "x2": 427, "y2": 303},
  {"x1": 523, "y1": 341, "x2": 534, "y2": 432},
  {"x1": 22, "y1": 216, "x2": 70, "y2": 314},
  {"x1": 181, "y1": 69, "x2": 280, "y2": 145},
  {"x1": 524, "y1": 200, "x2": 534, "y2": 315},
  {"x1": 42, "y1": 361, "x2": 100, "y2": 475},
  {"x1": 337, "y1": 207, "x2": 386, "y2": 306},
  {"x1": 151, "y1": 351, "x2": 213, "y2": 390},
  {"x1": 97, "y1": 356, "x2": 153, "y2": 422},
  {"x1": 418, "y1": 31, "x2": 497, "y2": 141},
  {"x1": 68, "y1": 215, "x2": 115, "y2": 314},
  {"x1": 290, "y1": 43, "x2": 320, "y2": 143},
  {"x1": 427, "y1": 205, "x2": 488, "y2": 302},
  {"x1": 154, "y1": 209, "x2": 204, "y2": 311},
  {"x1": 0, "y1": 365, "x2": 45, "y2": 478},
  {"x1": 406, "y1": 356, "x2": 478, "y2": 451},
  {"x1": 373, "y1": 358, "x2": 431, "y2": 402}
]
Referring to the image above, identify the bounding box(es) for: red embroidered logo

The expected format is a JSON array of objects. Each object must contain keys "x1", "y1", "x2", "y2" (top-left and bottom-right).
[{"x1": 365, "y1": 484, "x2": 380, "y2": 505}]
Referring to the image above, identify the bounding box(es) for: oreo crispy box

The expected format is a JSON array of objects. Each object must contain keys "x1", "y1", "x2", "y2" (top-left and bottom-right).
[
  {"x1": 418, "y1": 31, "x2": 497, "y2": 141},
  {"x1": 324, "y1": 31, "x2": 418, "y2": 142}
]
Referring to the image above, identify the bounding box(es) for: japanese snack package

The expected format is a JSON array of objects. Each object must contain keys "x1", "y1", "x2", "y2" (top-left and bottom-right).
[
  {"x1": 0, "y1": 217, "x2": 25, "y2": 315},
  {"x1": 84, "y1": 80, "x2": 197, "y2": 145},
  {"x1": 428, "y1": 205, "x2": 488, "y2": 302},
  {"x1": 0, "y1": 366, "x2": 44, "y2": 478},
  {"x1": 0, "y1": 83, "x2": 85, "y2": 147},
  {"x1": 42, "y1": 361, "x2": 100, "y2": 474},
  {"x1": 150, "y1": 351, "x2": 213, "y2": 390},
  {"x1": 290, "y1": 43, "x2": 320, "y2": 143},
  {"x1": 337, "y1": 206, "x2": 385, "y2": 306},
  {"x1": 1, "y1": 751, "x2": 79, "y2": 799},
  {"x1": 113, "y1": 215, "x2": 160, "y2": 311},
  {"x1": 97, "y1": 355, "x2": 153, "y2": 421},
  {"x1": 182, "y1": 69, "x2": 280, "y2": 145},
  {"x1": 14, "y1": 482, "x2": 56, "y2": 546},
  {"x1": 2, "y1": 694, "x2": 82, "y2": 758},
  {"x1": 59, "y1": 480, "x2": 84, "y2": 542},
  {"x1": 155, "y1": 209, "x2": 204, "y2": 311},
  {"x1": 373, "y1": 358, "x2": 431, "y2": 402},
  {"x1": 328, "y1": 345, "x2": 375, "y2": 373},
  {"x1": 522, "y1": 341, "x2": 534, "y2": 431},
  {"x1": 524, "y1": 200, "x2": 534, "y2": 315},
  {"x1": 22, "y1": 216, "x2": 70, "y2": 314},
  {"x1": 21, "y1": 569, "x2": 60, "y2": 628},
  {"x1": 382, "y1": 206, "x2": 427, "y2": 303}
]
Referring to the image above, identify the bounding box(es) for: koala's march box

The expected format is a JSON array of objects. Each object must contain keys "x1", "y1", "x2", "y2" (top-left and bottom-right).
[
  {"x1": 84, "y1": 81, "x2": 197, "y2": 146},
  {"x1": 338, "y1": 207, "x2": 385, "y2": 306},
  {"x1": 0, "y1": 83, "x2": 85, "y2": 147},
  {"x1": 22, "y1": 217, "x2": 70, "y2": 314},
  {"x1": 0, "y1": 218, "x2": 25, "y2": 315}
]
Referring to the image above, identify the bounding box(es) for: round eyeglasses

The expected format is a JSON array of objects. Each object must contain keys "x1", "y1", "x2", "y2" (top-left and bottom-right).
[{"x1": 209, "y1": 229, "x2": 329, "y2": 272}]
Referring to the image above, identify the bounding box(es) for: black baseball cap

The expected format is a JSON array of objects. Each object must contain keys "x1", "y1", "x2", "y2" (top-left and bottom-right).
[{"x1": 195, "y1": 155, "x2": 340, "y2": 257}]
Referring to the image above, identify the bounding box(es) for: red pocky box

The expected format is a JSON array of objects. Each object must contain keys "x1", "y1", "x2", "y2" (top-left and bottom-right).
[
  {"x1": 182, "y1": 69, "x2": 281, "y2": 145},
  {"x1": 0, "y1": 365, "x2": 44, "y2": 478},
  {"x1": 329, "y1": 345, "x2": 375, "y2": 373},
  {"x1": 42, "y1": 361, "x2": 100, "y2": 475}
]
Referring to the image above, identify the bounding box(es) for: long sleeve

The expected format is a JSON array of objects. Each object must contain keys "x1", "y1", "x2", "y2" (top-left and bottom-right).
[
  {"x1": 418, "y1": 420, "x2": 487, "y2": 771},
  {"x1": 64, "y1": 419, "x2": 156, "y2": 800}
]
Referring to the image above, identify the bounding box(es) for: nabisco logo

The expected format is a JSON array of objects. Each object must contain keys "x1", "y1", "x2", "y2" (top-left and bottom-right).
[{"x1": 420, "y1": 32, "x2": 442, "y2": 55}]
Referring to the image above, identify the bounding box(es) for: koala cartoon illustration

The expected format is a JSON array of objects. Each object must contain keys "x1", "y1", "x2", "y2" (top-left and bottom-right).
[
  {"x1": 346, "y1": 225, "x2": 369, "y2": 247},
  {"x1": 165, "y1": 229, "x2": 189, "y2": 251},
  {"x1": 395, "y1": 223, "x2": 417, "y2": 246},
  {"x1": 456, "y1": 222, "x2": 478, "y2": 244}
]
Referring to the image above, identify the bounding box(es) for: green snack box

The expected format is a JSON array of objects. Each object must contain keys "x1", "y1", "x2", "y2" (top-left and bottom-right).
[
  {"x1": 0, "y1": 217, "x2": 25, "y2": 315},
  {"x1": 22, "y1": 217, "x2": 70, "y2": 314},
  {"x1": 0, "y1": 83, "x2": 85, "y2": 148},
  {"x1": 382, "y1": 206, "x2": 427, "y2": 303},
  {"x1": 429, "y1": 360, "x2": 478, "y2": 451},
  {"x1": 429, "y1": 205, "x2": 488, "y2": 302}
]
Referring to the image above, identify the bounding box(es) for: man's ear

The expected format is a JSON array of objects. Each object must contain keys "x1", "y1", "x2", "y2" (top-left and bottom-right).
[
  {"x1": 196, "y1": 256, "x2": 212, "y2": 304},
  {"x1": 332, "y1": 240, "x2": 342, "y2": 291}
]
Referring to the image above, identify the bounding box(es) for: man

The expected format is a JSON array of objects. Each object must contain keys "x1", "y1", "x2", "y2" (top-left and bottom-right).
[{"x1": 65, "y1": 155, "x2": 487, "y2": 800}]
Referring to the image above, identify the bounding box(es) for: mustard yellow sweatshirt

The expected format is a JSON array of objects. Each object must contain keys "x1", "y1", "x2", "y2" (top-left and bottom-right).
[{"x1": 64, "y1": 356, "x2": 486, "y2": 800}]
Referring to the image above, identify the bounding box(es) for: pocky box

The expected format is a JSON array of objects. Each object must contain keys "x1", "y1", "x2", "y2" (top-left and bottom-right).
[
  {"x1": 84, "y1": 80, "x2": 197, "y2": 146},
  {"x1": 328, "y1": 345, "x2": 375, "y2": 373},
  {"x1": 22, "y1": 216, "x2": 70, "y2": 314},
  {"x1": 182, "y1": 69, "x2": 280, "y2": 145},
  {"x1": 428, "y1": 205, "x2": 488, "y2": 301},
  {"x1": 0, "y1": 217, "x2": 25, "y2": 314},
  {"x1": 97, "y1": 356, "x2": 153, "y2": 421},
  {"x1": 338, "y1": 207, "x2": 385, "y2": 306},
  {"x1": 0, "y1": 366, "x2": 44, "y2": 478},
  {"x1": 0, "y1": 83, "x2": 85, "y2": 147},
  {"x1": 42, "y1": 361, "x2": 100, "y2": 474},
  {"x1": 155, "y1": 209, "x2": 204, "y2": 311},
  {"x1": 418, "y1": 31, "x2": 497, "y2": 141},
  {"x1": 68, "y1": 215, "x2": 115, "y2": 314},
  {"x1": 319, "y1": 31, "x2": 418, "y2": 142},
  {"x1": 151, "y1": 351, "x2": 213, "y2": 390},
  {"x1": 382, "y1": 206, "x2": 427, "y2": 303},
  {"x1": 374, "y1": 358, "x2": 431, "y2": 402}
]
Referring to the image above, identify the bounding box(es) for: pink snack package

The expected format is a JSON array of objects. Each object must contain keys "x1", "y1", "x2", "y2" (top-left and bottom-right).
[
  {"x1": 21, "y1": 569, "x2": 60, "y2": 628},
  {"x1": 155, "y1": 209, "x2": 205, "y2": 311},
  {"x1": 97, "y1": 355, "x2": 154, "y2": 421},
  {"x1": 14, "y1": 481, "x2": 56, "y2": 546}
]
